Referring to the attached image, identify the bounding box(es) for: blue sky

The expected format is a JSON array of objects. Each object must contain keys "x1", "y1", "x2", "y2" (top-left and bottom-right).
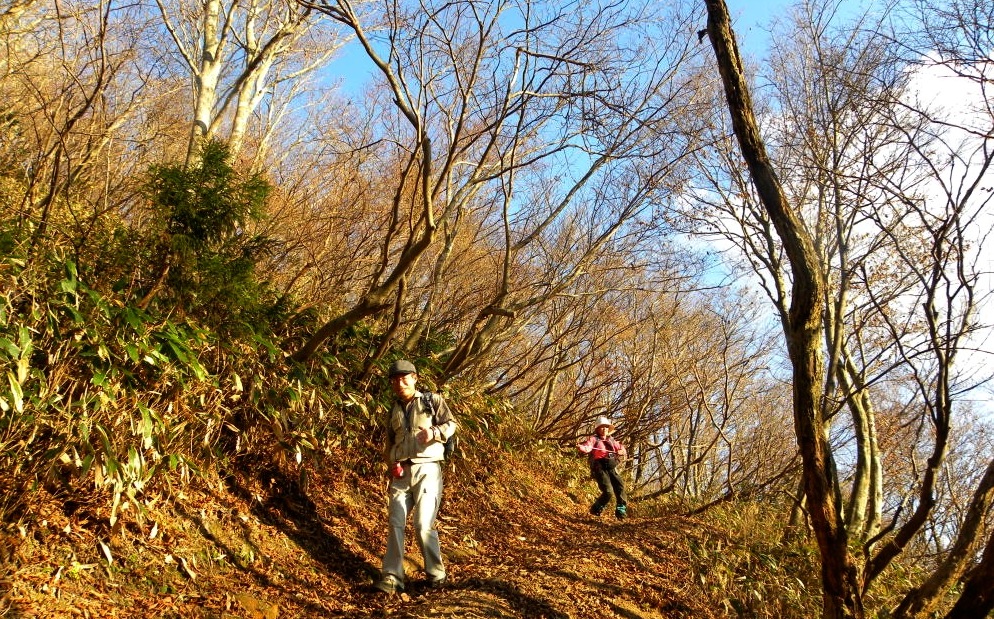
[
  {"x1": 328, "y1": 0, "x2": 798, "y2": 94},
  {"x1": 726, "y1": 0, "x2": 793, "y2": 54},
  {"x1": 730, "y1": 0, "x2": 872, "y2": 55}
]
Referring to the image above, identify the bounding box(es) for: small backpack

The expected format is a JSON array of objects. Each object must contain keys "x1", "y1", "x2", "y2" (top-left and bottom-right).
[{"x1": 422, "y1": 392, "x2": 457, "y2": 459}]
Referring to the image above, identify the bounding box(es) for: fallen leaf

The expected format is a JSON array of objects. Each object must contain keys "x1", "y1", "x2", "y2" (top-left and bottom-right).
[
  {"x1": 179, "y1": 557, "x2": 196, "y2": 580},
  {"x1": 98, "y1": 541, "x2": 113, "y2": 565}
]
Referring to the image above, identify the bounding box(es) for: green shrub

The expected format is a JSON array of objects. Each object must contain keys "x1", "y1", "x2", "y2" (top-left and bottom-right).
[{"x1": 132, "y1": 139, "x2": 278, "y2": 334}]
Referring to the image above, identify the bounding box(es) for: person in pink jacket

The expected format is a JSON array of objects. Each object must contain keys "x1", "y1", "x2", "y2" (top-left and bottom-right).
[{"x1": 577, "y1": 416, "x2": 628, "y2": 519}]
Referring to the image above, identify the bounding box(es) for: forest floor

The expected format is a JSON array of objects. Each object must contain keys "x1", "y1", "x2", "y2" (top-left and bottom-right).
[{"x1": 1, "y1": 448, "x2": 725, "y2": 619}]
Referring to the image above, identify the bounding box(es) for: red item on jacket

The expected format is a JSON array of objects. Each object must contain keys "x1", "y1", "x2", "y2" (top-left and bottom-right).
[{"x1": 391, "y1": 461, "x2": 405, "y2": 478}]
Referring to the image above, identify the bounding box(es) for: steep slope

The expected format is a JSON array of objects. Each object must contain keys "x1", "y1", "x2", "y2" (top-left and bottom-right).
[{"x1": 1, "y1": 448, "x2": 720, "y2": 619}]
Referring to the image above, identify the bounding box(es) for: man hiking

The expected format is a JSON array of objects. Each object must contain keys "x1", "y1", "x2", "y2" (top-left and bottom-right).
[{"x1": 374, "y1": 359, "x2": 457, "y2": 595}]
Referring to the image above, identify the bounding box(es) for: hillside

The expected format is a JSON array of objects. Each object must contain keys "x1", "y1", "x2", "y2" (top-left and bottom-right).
[{"x1": 1, "y1": 446, "x2": 732, "y2": 619}]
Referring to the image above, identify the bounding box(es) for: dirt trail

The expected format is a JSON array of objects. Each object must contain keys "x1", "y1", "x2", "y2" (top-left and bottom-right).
[
  {"x1": 1, "y1": 456, "x2": 718, "y2": 619},
  {"x1": 317, "y1": 459, "x2": 716, "y2": 619},
  {"x1": 375, "y1": 513, "x2": 708, "y2": 619}
]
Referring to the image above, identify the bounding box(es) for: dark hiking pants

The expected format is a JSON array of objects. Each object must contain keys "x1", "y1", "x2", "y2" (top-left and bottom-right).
[{"x1": 590, "y1": 459, "x2": 627, "y2": 513}]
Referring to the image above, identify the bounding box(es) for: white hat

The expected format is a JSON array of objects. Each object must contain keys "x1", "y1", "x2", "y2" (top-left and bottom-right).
[{"x1": 594, "y1": 416, "x2": 615, "y2": 434}]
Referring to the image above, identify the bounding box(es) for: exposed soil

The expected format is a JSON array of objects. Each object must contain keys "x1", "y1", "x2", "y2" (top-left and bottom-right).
[{"x1": 1, "y1": 451, "x2": 720, "y2": 619}]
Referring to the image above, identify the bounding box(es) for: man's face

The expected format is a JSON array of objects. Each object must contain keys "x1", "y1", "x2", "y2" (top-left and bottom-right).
[{"x1": 390, "y1": 372, "x2": 417, "y2": 402}]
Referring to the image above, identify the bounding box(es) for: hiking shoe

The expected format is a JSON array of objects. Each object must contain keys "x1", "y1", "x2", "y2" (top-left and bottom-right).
[
  {"x1": 427, "y1": 577, "x2": 447, "y2": 589},
  {"x1": 589, "y1": 504, "x2": 604, "y2": 516},
  {"x1": 615, "y1": 505, "x2": 628, "y2": 519},
  {"x1": 374, "y1": 575, "x2": 404, "y2": 594}
]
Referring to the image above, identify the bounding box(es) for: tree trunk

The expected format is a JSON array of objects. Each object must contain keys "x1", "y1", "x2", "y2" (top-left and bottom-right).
[
  {"x1": 402, "y1": 213, "x2": 461, "y2": 352},
  {"x1": 702, "y1": 1, "x2": 863, "y2": 616},
  {"x1": 784, "y1": 476, "x2": 810, "y2": 541},
  {"x1": 186, "y1": 0, "x2": 223, "y2": 167},
  {"x1": 895, "y1": 458, "x2": 994, "y2": 618},
  {"x1": 942, "y1": 531, "x2": 994, "y2": 619},
  {"x1": 837, "y1": 355, "x2": 882, "y2": 541},
  {"x1": 825, "y1": 301, "x2": 872, "y2": 540},
  {"x1": 290, "y1": 293, "x2": 393, "y2": 362}
]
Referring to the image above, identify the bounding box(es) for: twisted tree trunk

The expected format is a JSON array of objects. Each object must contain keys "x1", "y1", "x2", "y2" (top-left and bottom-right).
[{"x1": 701, "y1": 1, "x2": 863, "y2": 617}]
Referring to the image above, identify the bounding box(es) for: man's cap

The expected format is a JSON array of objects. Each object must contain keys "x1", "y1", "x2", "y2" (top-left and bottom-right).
[{"x1": 388, "y1": 359, "x2": 417, "y2": 377}]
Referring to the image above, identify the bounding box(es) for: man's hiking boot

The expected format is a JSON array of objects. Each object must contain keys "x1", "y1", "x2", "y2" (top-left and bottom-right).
[
  {"x1": 615, "y1": 505, "x2": 628, "y2": 519},
  {"x1": 426, "y1": 576, "x2": 447, "y2": 589},
  {"x1": 374, "y1": 574, "x2": 404, "y2": 595},
  {"x1": 589, "y1": 504, "x2": 604, "y2": 516}
]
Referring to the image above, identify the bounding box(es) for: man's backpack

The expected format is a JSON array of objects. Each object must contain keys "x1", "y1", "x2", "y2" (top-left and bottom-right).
[{"x1": 422, "y1": 391, "x2": 457, "y2": 459}]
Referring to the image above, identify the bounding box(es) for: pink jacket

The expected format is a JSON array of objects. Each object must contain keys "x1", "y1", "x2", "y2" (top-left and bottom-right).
[{"x1": 577, "y1": 434, "x2": 626, "y2": 461}]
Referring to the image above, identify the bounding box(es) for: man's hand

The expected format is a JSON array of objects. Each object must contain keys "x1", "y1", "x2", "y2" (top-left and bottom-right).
[{"x1": 416, "y1": 427, "x2": 431, "y2": 444}]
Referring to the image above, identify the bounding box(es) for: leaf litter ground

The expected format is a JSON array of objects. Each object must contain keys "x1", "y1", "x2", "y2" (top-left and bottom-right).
[{"x1": 1, "y1": 452, "x2": 720, "y2": 619}]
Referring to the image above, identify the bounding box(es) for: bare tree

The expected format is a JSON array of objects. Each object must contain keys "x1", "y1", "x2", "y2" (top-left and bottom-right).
[
  {"x1": 0, "y1": 0, "x2": 40, "y2": 29},
  {"x1": 661, "y1": 295, "x2": 796, "y2": 508},
  {"x1": 687, "y1": 0, "x2": 917, "y2": 547},
  {"x1": 700, "y1": 0, "x2": 994, "y2": 616},
  {"x1": 0, "y1": 1, "x2": 160, "y2": 259},
  {"x1": 701, "y1": 0, "x2": 863, "y2": 616},
  {"x1": 152, "y1": 0, "x2": 341, "y2": 166},
  {"x1": 291, "y1": 0, "x2": 709, "y2": 369},
  {"x1": 864, "y1": 59, "x2": 994, "y2": 619}
]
